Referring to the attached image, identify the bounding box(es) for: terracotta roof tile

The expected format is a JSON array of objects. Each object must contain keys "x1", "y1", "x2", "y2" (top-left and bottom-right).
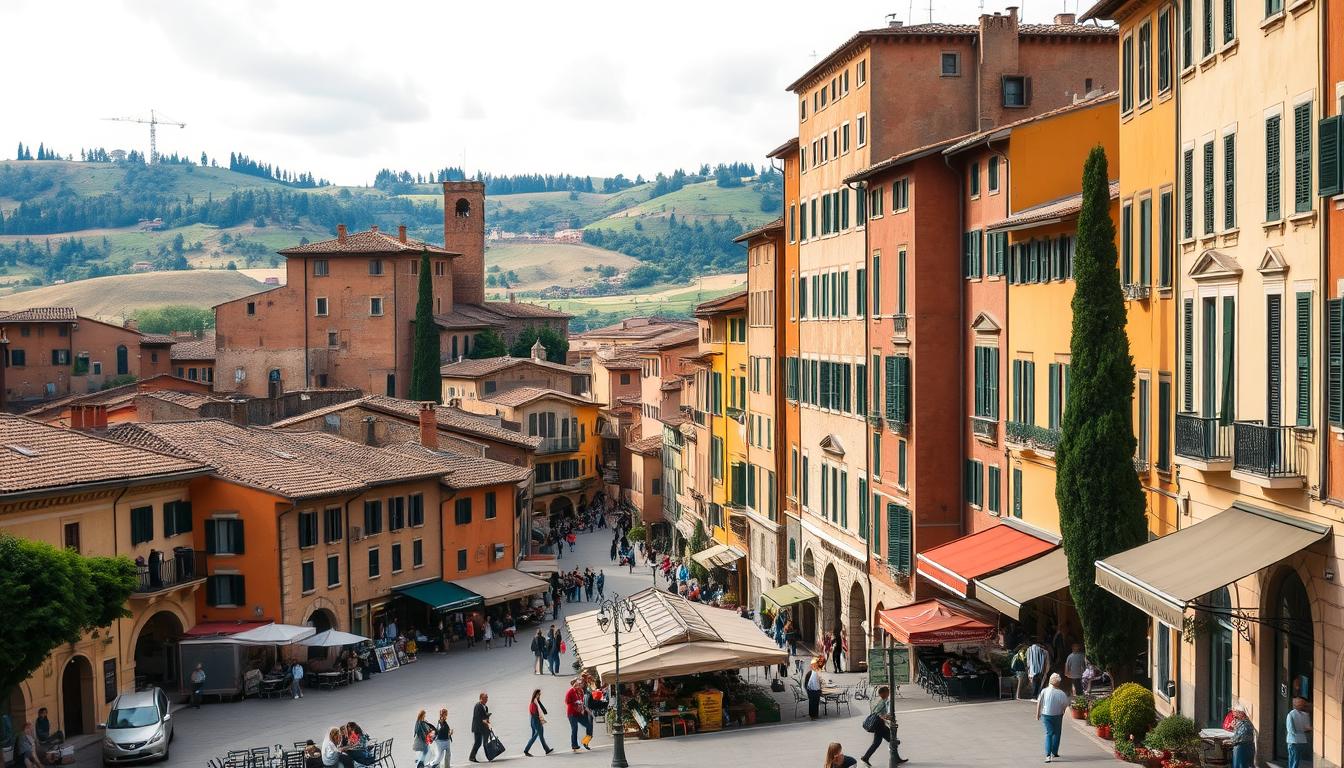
[
  {"x1": 693, "y1": 290, "x2": 747, "y2": 317},
  {"x1": 627, "y1": 434, "x2": 664, "y2": 455},
  {"x1": 278, "y1": 228, "x2": 457, "y2": 256},
  {"x1": 138, "y1": 333, "x2": 176, "y2": 345},
  {"x1": 480, "y1": 300, "x2": 572, "y2": 319},
  {"x1": 766, "y1": 137, "x2": 799, "y2": 159},
  {"x1": 21, "y1": 374, "x2": 207, "y2": 421},
  {"x1": 0, "y1": 415, "x2": 206, "y2": 495},
  {"x1": 942, "y1": 91, "x2": 1119, "y2": 156},
  {"x1": 384, "y1": 442, "x2": 532, "y2": 489},
  {"x1": 170, "y1": 333, "x2": 217, "y2": 361},
  {"x1": 845, "y1": 132, "x2": 978, "y2": 183},
  {"x1": 267, "y1": 395, "x2": 542, "y2": 449},
  {"x1": 989, "y1": 180, "x2": 1120, "y2": 230},
  {"x1": 0, "y1": 307, "x2": 76, "y2": 322},
  {"x1": 137, "y1": 390, "x2": 215, "y2": 410},
  {"x1": 575, "y1": 317, "x2": 696, "y2": 341},
  {"x1": 439, "y1": 355, "x2": 587, "y2": 378},
  {"x1": 107, "y1": 420, "x2": 450, "y2": 500},
  {"x1": 481, "y1": 386, "x2": 597, "y2": 408},
  {"x1": 733, "y1": 217, "x2": 785, "y2": 243}
]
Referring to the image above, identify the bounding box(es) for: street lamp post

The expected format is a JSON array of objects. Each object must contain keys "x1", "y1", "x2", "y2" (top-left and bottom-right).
[
  {"x1": 886, "y1": 641, "x2": 901, "y2": 768},
  {"x1": 597, "y1": 593, "x2": 638, "y2": 768}
]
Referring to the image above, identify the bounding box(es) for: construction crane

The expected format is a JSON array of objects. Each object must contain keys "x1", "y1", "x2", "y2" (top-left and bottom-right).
[{"x1": 102, "y1": 109, "x2": 185, "y2": 164}]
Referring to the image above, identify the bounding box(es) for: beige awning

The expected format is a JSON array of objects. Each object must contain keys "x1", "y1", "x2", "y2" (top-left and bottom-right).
[
  {"x1": 564, "y1": 587, "x2": 786, "y2": 684},
  {"x1": 691, "y1": 543, "x2": 746, "y2": 569},
  {"x1": 1096, "y1": 503, "x2": 1329, "y2": 627},
  {"x1": 973, "y1": 549, "x2": 1069, "y2": 620},
  {"x1": 516, "y1": 558, "x2": 560, "y2": 575},
  {"x1": 452, "y1": 568, "x2": 550, "y2": 606},
  {"x1": 674, "y1": 515, "x2": 697, "y2": 539}
]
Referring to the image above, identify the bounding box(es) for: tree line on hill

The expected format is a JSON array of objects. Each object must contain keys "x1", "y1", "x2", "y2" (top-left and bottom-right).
[
  {"x1": 582, "y1": 216, "x2": 748, "y2": 287},
  {"x1": 228, "y1": 152, "x2": 329, "y2": 187},
  {"x1": 13, "y1": 143, "x2": 66, "y2": 161}
]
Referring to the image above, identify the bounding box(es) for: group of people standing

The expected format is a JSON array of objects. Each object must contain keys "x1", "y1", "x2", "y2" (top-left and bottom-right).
[{"x1": 529, "y1": 625, "x2": 566, "y2": 676}]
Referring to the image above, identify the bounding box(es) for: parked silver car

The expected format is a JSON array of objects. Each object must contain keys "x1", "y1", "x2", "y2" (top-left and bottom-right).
[{"x1": 100, "y1": 688, "x2": 173, "y2": 765}]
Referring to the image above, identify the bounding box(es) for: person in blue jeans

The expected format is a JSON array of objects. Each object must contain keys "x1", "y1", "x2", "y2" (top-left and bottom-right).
[
  {"x1": 524, "y1": 689, "x2": 554, "y2": 756},
  {"x1": 1287, "y1": 696, "x2": 1312, "y2": 768},
  {"x1": 1035, "y1": 673, "x2": 1069, "y2": 763},
  {"x1": 1229, "y1": 707, "x2": 1256, "y2": 768}
]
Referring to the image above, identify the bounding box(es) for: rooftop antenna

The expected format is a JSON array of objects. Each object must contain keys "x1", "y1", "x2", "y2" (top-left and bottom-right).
[{"x1": 928, "y1": 0, "x2": 934, "y2": 22}]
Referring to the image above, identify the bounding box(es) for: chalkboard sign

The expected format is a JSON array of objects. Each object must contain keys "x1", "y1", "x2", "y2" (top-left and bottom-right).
[
  {"x1": 104, "y1": 658, "x2": 117, "y2": 703},
  {"x1": 867, "y1": 646, "x2": 910, "y2": 686}
]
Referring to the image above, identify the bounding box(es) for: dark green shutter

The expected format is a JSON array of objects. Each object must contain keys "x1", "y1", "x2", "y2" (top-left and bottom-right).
[
  {"x1": 1121, "y1": 203, "x2": 1133, "y2": 284},
  {"x1": 1183, "y1": 298, "x2": 1195, "y2": 411},
  {"x1": 1268, "y1": 294, "x2": 1283, "y2": 427},
  {"x1": 1267, "y1": 115, "x2": 1282, "y2": 221},
  {"x1": 1295, "y1": 102, "x2": 1312, "y2": 213},
  {"x1": 1296, "y1": 292, "x2": 1312, "y2": 426},
  {"x1": 206, "y1": 576, "x2": 217, "y2": 605},
  {"x1": 1223, "y1": 133, "x2": 1236, "y2": 230},
  {"x1": 894, "y1": 356, "x2": 910, "y2": 425},
  {"x1": 1183, "y1": 148, "x2": 1195, "y2": 236},
  {"x1": 1048, "y1": 363, "x2": 1060, "y2": 429},
  {"x1": 1329, "y1": 298, "x2": 1344, "y2": 425},
  {"x1": 1203, "y1": 141, "x2": 1215, "y2": 234},
  {"x1": 1320, "y1": 115, "x2": 1343, "y2": 197},
  {"x1": 1159, "y1": 192, "x2": 1173, "y2": 287},
  {"x1": 1012, "y1": 468, "x2": 1023, "y2": 518},
  {"x1": 1219, "y1": 296, "x2": 1236, "y2": 426},
  {"x1": 988, "y1": 465, "x2": 1000, "y2": 514},
  {"x1": 234, "y1": 575, "x2": 246, "y2": 606},
  {"x1": 205, "y1": 520, "x2": 216, "y2": 554},
  {"x1": 884, "y1": 356, "x2": 898, "y2": 422},
  {"x1": 887, "y1": 503, "x2": 912, "y2": 574}
]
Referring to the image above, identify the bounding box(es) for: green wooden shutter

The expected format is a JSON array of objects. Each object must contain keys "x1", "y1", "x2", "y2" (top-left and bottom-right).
[
  {"x1": 1267, "y1": 115, "x2": 1282, "y2": 221},
  {"x1": 1121, "y1": 203, "x2": 1133, "y2": 284},
  {"x1": 1328, "y1": 298, "x2": 1343, "y2": 425},
  {"x1": 205, "y1": 520, "x2": 217, "y2": 554},
  {"x1": 1012, "y1": 468, "x2": 1023, "y2": 518},
  {"x1": 988, "y1": 348, "x2": 999, "y2": 418},
  {"x1": 1219, "y1": 296, "x2": 1236, "y2": 426},
  {"x1": 1048, "y1": 363, "x2": 1060, "y2": 429},
  {"x1": 894, "y1": 356, "x2": 910, "y2": 425},
  {"x1": 1012, "y1": 359, "x2": 1022, "y2": 421},
  {"x1": 206, "y1": 576, "x2": 217, "y2": 605},
  {"x1": 1295, "y1": 102, "x2": 1312, "y2": 213},
  {"x1": 887, "y1": 503, "x2": 912, "y2": 574},
  {"x1": 856, "y1": 362, "x2": 867, "y2": 414},
  {"x1": 1025, "y1": 361, "x2": 1036, "y2": 424},
  {"x1": 1223, "y1": 132, "x2": 1236, "y2": 230},
  {"x1": 840, "y1": 470, "x2": 848, "y2": 528},
  {"x1": 974, "y1": 348, "x2": 985, "y2": 416},
  {"x1": 233, "y1": 575, "x2": 246, "y2": 606},
  {"x1": 1267, "y1": 293, "x2": 1282, "y2": 427},
  {"x1": 1183, "y1": 298, "x2": 1195, "y2": 411},
  {"x1": 858, "y1": 478, "x2": 868, "y2": 541},
  {"x1": 1183, "y1": 148, "x2": 1195, "y2": 236},
  {"x1": 1296, "y1": 292, "x2": 1312, "y2": 426},
  {"x1": 884, "y1": 356, "x2": 898, "y2": 422},
  {"x1": 988, "y1": 465, "x2": 1000, "y2": 514},
  {"x1": 1320, "y1": 115, "x2": 1343, "y2": 197},
  {"x1": 1203, "y1": 141, "x2": 1215, "y2": 234}
]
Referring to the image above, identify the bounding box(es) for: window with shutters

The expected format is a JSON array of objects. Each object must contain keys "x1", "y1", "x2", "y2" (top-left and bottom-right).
[
  {"x1": 1012, "y1": 468, "x2": 1024, "y2": 518},
  {"x1": 974, "y1": 346, "x2": 999, "y2": 419},
  {"x1": 206, "y1": 575, "x2": 245, "y2": 607},
  {"x1": 1137, "y1": 23, "x2": 1151, "y2": 105},
  {"x1": 856, "y1": 268, "x2": 867, "y2": 316},
  {"x1": 1158, "y1": 377, "x2": 1173, "y2": 471},
  {"x1": 1266, "y1": 114, "x2": 1282, "y2": 221},
  {"x1": 1159, "y1": 191, "x2": 1174, "y2": 287},
  {"x1": 1183, "y1": 148, "x2": 1195, "y2": 238},
  {"x1": 1294, "y1": 102, "x2": 1313, "y2": 213},
  {"x1": 1011, "y1": 360, "x2": 1036, "y2": 424},
  {"x1": 1158, "y1": 9, "x2": 1172, "y2": 93},
  {"x1": 1321, "y1": 115, "x2": 1344, "y2": 197},
  {"x1": 886, "y1": 503, "x2": 912, "y2": 574},
  {"x1": 298, "y1": 511, "x2": 317, "y2": 548},
  {"x1": 1222, "y1": 0, "x2": 1234, "y2": 43},
  {"x1": 712, "y1": 436, "x2": 724, "y2": 481},
  {"x1": 302, "y1": 561, "x2": 314, "y2": 593},
  {"x1": 894, "y1": 178, "x2": 909, "y2": 210},
  {"x1": 988, "y1": 465, "x2": 1001, "y2": 514},
  {"x1": 1122, "y1": 35, "x2": 1134, "y2": 112},
  {"x1": 897, "y1": 439, "x2": 907, "y2": 488},
  {"x1": 1048, "y1": 363, "x2": 1065, "y2": 430},
  {"x1": 884, "y1": 356, "x2": 910, "y2": 427},
  {"x1": 1138, "y1": 377, "x2": 1151, "y2": 466},
  {"x1": 964, "y1": 459, "x2": 984, "y2": 507},
  {"x1": 963, "y1": 230, "x2": 983, "y2": 279},
  {"x1": 1121, "y1": 201, "x2": 1134, "y2": 284},
  {"x1": 364, "y1": 499, "x2": 383, "y2": 534},
  {"x1": 1139, "y1": 197, "x2": 1152, "y2": 285},
  {"x1": 206, "y1": 518, "x2": 244, "y2": 555},
  {"x1": 324, "y1": 507, "x2": 342, "y2": 543},
  {"x1": 897, "y1": 249, "x2": 908, "y2": 314},
  {"x1": 388, "y1": 496, "x2": 405, "y2": 531},
  {"x1": 858, "y1": 478, "x2": 868, "y2": 540},
  {"x1": 1296, "y1": 292, "x2": 1312, "y2": 426},
  {"x1": 368, "y1": 547, "x2": 380, "y2": 578},
  {"x1": 871, "y1": 254, "x2": 882, "y2": 316},
  {"x1": 327, "y1": 555, "x2": 340, "y2": 587},
  {"x1": 988, "y1": 157, "x2": 1000, "y2": 193},
  {"x1": 163, "y1": 500, "x2": 192, "y2": 537},
  {"x1": 1181, "y1": 0, "x2": 1193, "y2": 69},
  {"x1": 1201, "y1": 0, "x2": 1213, "y2": 58},
  {"x1": 1328, "y1": 299, "x2": 1343, "y2": 426},
  {"x1": 1223, "y1": 133, "x2": 1236, "y2": 229},
  {"x1": 1202, "y1": 141, "x2": 1215, "y2": 235},
  {"x1": 1268, "y1": 293, "x2": 1283, "y2": 427},
  {"x1": 131, "y1": 506, "x2": 153, "y2": 545},
  {"x1": 970, "y1": 162, "x2": 981, "y2": 197},
  {"x1": 1202, "y1": 297, "x2": 1219, "y2": 415}
]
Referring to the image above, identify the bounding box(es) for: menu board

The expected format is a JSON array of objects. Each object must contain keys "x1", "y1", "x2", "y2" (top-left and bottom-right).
[
  {"x1": 867, "y1": 647, "x2": 910, "y2": 686},
  {"x1": 375, "y1": 644, "x2": 400, "y2": 672},
  {"x1": 694, "y1": 689, "x2": 723, "y2": 732},
  {"x1": 104, "y1": 658, "x2": 117, "y2": 703}
]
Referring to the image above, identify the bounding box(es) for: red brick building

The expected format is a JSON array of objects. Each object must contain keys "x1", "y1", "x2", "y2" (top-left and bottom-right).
[{"x1": 214, "y1": 182, "x2": 570, "y2": 398}]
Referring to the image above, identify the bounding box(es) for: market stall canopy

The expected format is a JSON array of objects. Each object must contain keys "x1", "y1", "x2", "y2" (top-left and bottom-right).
[
  {"x1": 516, "y1": 557, "x2": 560, "y2": 575},
  {"x1": 916, "y1": 524, "x2": 1055, "y2": 598},
  {"x1": 973, "y1": 548, "x2": 1070, "y2": 621},
  {"x1": 565, "y1": 588, "x2": 786, "y2": 683},
  {"x1": 184, "y1": 621, "x2": 270, "y2": 637},
  {"x1": 761, "y1": 581, "x2": 818, "y2": 610},
  {"x1": 877, "y1": 600, "x2": 996, "y2": 646},
  {"x1": 1095, "y1": 503, "x2": 1329, "y2": 627},
  {"x1": 229, "y1": 623, "x2": 316, "y2": 646},
  {"x1": 690, "y1": 543, "x2": 747, "y2": 570},
  {"x1": 394, "y1": 580, "x2": 482, "y2": 613},
  {"x1": 298, "y1": 629, "x2": 369, "y2": 647},
  {"x1": 453, "y1": 568, "x2": 550, "y2": 606}
]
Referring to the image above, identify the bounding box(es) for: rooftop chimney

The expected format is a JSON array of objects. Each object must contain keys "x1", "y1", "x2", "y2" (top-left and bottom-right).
[
  {"x1": 1006, "y1": 6, "x2": 1019, "y2": 22},
  {"x1": 398, "y1": 225, "x2": 408, "y2": 244},
  {"x1": 362, "y1": 416, "x2": 376, "y2": 446},
  {"x1": 369, "y1": 225, "x2": 379, "y2": 234},
  {"x1": 1054, "y1": 12, "x2": 1076, "y2": 24},
  {"x1": 336, "y1": 224, "x2": 348, "y2": 244},
  {"x1": 228, "y1": 398, "x2": 249, "y2": 427},
  {"x1": 886, "y1": 12, "x2": 902, "y2": 27},
  {"x1": 418, "y1": 402, "x2": 439, "y2": 450}
]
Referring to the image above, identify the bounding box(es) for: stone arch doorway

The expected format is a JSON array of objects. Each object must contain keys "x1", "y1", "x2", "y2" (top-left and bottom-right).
[
  {"x1": 60, "y1": 655, "x2": 94, "y2": 737},
  {"x1": 307, "y1": 608, "x2": 336, "y2": 633},
  {"x1": 134, "y1": 610, "x2": 185, "y2": 691},
  {"x1": 846, "y1": 581, "x2": 867, "y2": 672},
  {"x1": 821, "y1": 564, "x2": 842, "y2": 643},
  {"x1": 6, "y1": 686, "x2": 27, "y2": 740},
  {"x1": 1266, "y1": 569, "x2": 1313, "y2": 762},
  {"x1": 548, "y1": 496, "x2": 574, "y2": 520}
]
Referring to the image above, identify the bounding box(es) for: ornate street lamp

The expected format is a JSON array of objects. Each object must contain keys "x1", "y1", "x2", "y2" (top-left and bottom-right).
[{"x1": 596, "y1": 593, "x2": 638, "y2": 768}]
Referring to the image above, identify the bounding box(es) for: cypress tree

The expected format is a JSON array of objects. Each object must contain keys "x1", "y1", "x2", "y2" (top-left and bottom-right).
[
  {"x1": 1056, "y1": 146, "x2": 1148, "y2": 679},
  {"x1": 408, "y1": 249, "x2": 440, "y2": 402}
]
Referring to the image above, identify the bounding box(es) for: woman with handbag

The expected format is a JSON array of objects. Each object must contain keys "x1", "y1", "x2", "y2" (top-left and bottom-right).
[
  {"x1": 524, "y1": 688, "x2": 555, "y2": 756},
  {"x1": 433, "y1": 709, "x2": 453, "y2": 768},
  {"x1": 860, "y1": 687, "x2": 908, "y2": 766},
  {"x1": 411, "y1": 710, "x2": 436, "y2": 768}
]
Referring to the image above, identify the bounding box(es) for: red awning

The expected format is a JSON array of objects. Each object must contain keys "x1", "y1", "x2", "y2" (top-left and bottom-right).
[
  {"x1": 877, "y1": 600, "x2": 996, "y2": 646},
  {"x1": 184, "y1": 621, "x2": 271, "y2": 637},
  {"x1": 915, "y1": 524, "x2": 1056, "y2": 598}
]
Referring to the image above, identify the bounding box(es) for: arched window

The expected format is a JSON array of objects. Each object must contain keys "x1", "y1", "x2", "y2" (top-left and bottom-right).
[
  {"x1": 455, "y1": 198, "x2": 471, "y2": 218},
  {"x1": 788, "y1": 538, "x2": 797, "y2": 561},
  {"x1": 802, "y1": 548, "x2": 815, "y2": 578}
]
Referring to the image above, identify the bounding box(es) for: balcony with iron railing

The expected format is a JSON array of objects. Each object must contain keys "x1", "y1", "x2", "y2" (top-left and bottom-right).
[
  {"x1": 1232, "y1": 421, "x2": 1304, "y2": 488},
  {"x1": 1174, "y1": 413, "x2": 1233, "y2": 471},
  {"x1": 892, "y1": 314, "x2": 909, "y2": 336},
  {"x1": 1005, "y1": 421, "x2": 1059, "y2": 455},
  {"x1": 537, "y1": 436, "x2": 581, "y2": 454},
  {"x1": 867, "y1": 411, "x2": 884, "y2": 430},
  {"x1": 132, "y1": 549, "x2": 206, "y2": 596},
  {"x1": 971, "y1": 415, "x2": 998, "y2": 442},
  {"x1": 535, "y1": 476, "x2": 587, "y2": 494}
]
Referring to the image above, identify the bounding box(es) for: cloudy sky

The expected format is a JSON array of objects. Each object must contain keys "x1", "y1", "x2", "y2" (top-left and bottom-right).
[{"x1": 1, "y1": 0, "x2": 1098, "y2": 186}]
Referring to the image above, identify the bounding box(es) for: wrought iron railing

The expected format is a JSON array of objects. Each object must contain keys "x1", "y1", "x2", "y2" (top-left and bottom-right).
[
  {"x1": 971, "y1": 416, "x2": 998, "y2": 441},
  {"x1": 538, "y1": 436, "x2": 580, "y2": 454},
  {"x1": 134, "y1": 549, "x2": 206, "y2": 593},
  {"x1": 1233, "y1": 421, "x2": 1300, "y2": 478},
  {"x1": 1174, "y1": 413, "x2": 1232, "y2": 461},
  {"x1": 892, "y1": 314, "x2": 909, "y2": 334},
  {"x1": 1005, "y1": 421, "x2": 1060, "y2": 452}
]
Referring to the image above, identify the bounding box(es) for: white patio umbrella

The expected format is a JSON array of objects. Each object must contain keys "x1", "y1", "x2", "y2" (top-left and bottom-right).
[
  {"x1": 230, "y1": 623, "x2": 316, "y2": 646},
  {"x1": 298, "y1": 629, "x2": 369, "y2": 647}
]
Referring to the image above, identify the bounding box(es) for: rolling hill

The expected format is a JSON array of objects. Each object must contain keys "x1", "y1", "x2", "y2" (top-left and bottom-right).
[
  {"x1": 0, "y1": 269, "x2": 270, "y2": 320},
  {"x1": 482, "y1": 241, "x2": 640, "y2": 296}
]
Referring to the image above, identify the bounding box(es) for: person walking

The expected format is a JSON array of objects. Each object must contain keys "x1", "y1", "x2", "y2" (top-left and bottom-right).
[
  {"x1": 610, "y1": 537, "x2": 618, "y2": 564},
  {"x1": 563, "y1": 679, "x2": 593, "y2": 752},
  {"x1": 1036, "y1": 673, "x2": 1070, "y2": 763},
  {"x1": 531, "y1": 629, "x2": 547, "y2": 674},
  {"x1": 433, "y1": 709, "x2": 453, "y2": 768},
  {"x1": 596, "y1": 570, "x2": 605, "y2": 600},
  {"x1": 1229, "y1": 707, "x2": 1256, "y2": 768},
  {"x1": 189, "y1": 663, "x2": 205, "y2": 708},
  {"x1": 524, "y1": 688, "x2": 555, "y2": 756},
  {"x1": 823, "y1": 742, "x2": 858, "y2": 768},
  {"x1": 548, "y1": 627, "x2": 563, "y2": 675},
  {"x1": 1011, "y1": 646, "x2": 1030, "y2": 699},
  {"x1": 482, "y1": 618, "x2": 494, "y2": 649},
  {"x1": 465, "y1": 616, "x2": 476, "y2": 648},
  {"x1": 411, "y1": 710, "x2": 435, "y2": 768},
  {"x1": 1027, "y1": 638, "x2": 1051, "y2": 699},
  {"x1": 290, "y1": 660, "x2": 305, "y2": 699},
  {"x1": 1287, "y1": 697, "x2": 1312, "y2": 768},
  {"x1": 831, "y1": 625, "x2": 846, "y2": 673},
  {"x1": 860, "y1": 686, "x2": 907, "y2": 766},
  {"x1": 805, "y1": 662, "x2": 824, "y2": 720},
  {"x1": 584, "y1": 569, "x2": 594, "y2": 602},
  {"x1": 1063, "y1": 643, "x2": 1086, "y2": 696},
  {"x1": 469, "y1": 692, "x2": 491, "y2": 763}
]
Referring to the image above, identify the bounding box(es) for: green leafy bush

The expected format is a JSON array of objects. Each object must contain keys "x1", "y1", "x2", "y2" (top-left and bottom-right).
[
  {"x1": 1144, "y1": 714, "x2": 1201, "y2": 759},
  {"x1": 1088, "y1": 697, "x2": 1112, "y2": 727},
  {"x1": 1111, "y1": 682, "x2": 1157, "y2": 742}
]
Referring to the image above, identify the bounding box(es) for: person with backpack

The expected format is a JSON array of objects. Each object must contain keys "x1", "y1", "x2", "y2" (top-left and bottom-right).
[
  {"x1": 859, "y1": 686, "x2": 907, "y2": 765},
  {"x1": 531, "y1": 629, "x2": 548, "y2": 674},
  {"x1": 411, "y1": 710, "x2": 436, "y2": 768}
]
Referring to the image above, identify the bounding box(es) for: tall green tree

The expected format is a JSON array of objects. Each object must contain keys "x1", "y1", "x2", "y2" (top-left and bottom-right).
[
  {"x1": 0, "y1": 535, "x2": 137, "y2": 696},
  {"x1": 469, "y1": 329, "x2": 508, "y2": 359},
  {"x1": 508, "y1": 326, "x2": 569, "y2": 363},
  {"x1": 409, "y1": 249, "x2": 440, "y2": 402},
  {"x1": 1056, "y1": 146, "x2": 1149, "y2": 679}
]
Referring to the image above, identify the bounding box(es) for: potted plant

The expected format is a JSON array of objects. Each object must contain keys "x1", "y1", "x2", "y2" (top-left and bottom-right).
[
  {"x1": 1087, "y1": 696, "x2": 1113, "y2": 739},
  {"x1": 1070, "y1": 694, "x2": 1089, "y2": 720},
  {"x1": 1144, "y1": 714, "x2": 1201, "y2": 767}
]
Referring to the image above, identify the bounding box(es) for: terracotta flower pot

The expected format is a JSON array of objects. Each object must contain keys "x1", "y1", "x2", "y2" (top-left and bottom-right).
[
  {"x1": 1096, "y1": 725, "x2": 1113, "y2": 740},
  {"x1": 1070, "y1": 706, "x2": 1088, "y2": 720}
]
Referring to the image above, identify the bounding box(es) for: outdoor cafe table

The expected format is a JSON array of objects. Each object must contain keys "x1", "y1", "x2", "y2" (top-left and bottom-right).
[{"x1": 316, "y1": 670, "x2": 350, "y2": 690}]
